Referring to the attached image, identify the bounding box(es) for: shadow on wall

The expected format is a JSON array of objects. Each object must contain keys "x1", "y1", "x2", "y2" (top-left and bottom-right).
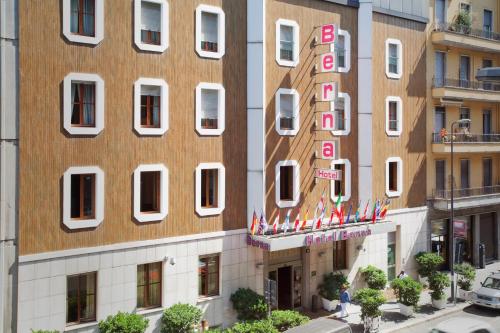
[{"x1": 406, "y1": 155, "x2": 426, "y2": 208}]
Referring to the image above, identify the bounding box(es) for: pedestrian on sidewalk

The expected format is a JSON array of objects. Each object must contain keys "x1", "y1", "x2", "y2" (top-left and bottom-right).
[
  {"x1": 397, "y1": 270, "x2": 408, "y2": 279},
  {"x1": 339, "y1": 284, "x2": 350, "y2": 318}
]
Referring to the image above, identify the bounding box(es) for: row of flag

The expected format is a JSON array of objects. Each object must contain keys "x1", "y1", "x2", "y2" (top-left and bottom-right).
[{"x1": 250, "y1": 192, "x2": 391, "y2": 236}]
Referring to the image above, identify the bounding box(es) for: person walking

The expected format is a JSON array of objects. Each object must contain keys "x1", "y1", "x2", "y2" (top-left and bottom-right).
[
  {"x1": 339, "y1": 284, "x2": 350, "y2": 318},
  {"x1": 397, "y1": 270, "x2": 408, "y2": 279}
]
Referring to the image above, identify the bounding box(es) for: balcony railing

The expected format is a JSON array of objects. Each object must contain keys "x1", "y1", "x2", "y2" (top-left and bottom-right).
[
  {"x1": 434, "y1": 185, "x2": 500, "y2": 200},
  {"x1": 432, "y1": 132, "x2": 500, "y2": 143},
  {"x1": 434, "y1": 22, "x2": 500, "y2": 42},
  {"x1": 433, "y1": 77, "x2": 500, "y2": 91}
]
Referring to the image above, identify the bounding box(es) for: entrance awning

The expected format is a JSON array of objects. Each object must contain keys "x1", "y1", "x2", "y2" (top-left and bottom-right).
[{"x1": 247, "y1": 221, "x2": 396, "y2": 252}]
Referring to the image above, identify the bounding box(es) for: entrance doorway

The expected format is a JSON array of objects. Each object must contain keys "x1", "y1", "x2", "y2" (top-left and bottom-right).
[
  {"x1": 268, "y1": 264, "x2": 302, "y2": 310},
  {"x1": 387, "y1": 232, "x2": 396, "y2": 281},
  {"x1": 480, "y1": 213, "x2": 497, "y2": 263}
]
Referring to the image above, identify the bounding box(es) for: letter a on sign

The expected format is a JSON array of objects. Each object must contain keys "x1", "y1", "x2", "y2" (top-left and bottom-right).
[
  {"x1": 321, "y1": 112, "x2": 335, "y2": 131},
  {"x1": 320, "y1": 52, "x2": 337, "y2": 72},
  {"x1": 320, "y1": 82, "x2": 337, "y2": 102},
  {"x1": 321, "y1": 141, "x2": 336, "y2": 159},
  {"x1": 321, "y1": 24, "x2": 336, "y2": 44}
]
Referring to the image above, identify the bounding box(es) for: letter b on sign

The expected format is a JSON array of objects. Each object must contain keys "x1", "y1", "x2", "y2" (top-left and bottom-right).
[
  {"x1": 320, "y1": 52, "x2": 337, "y2": 72},
  {"x1": 321, "y1": 24, "x2": 336, "y2": 44}
]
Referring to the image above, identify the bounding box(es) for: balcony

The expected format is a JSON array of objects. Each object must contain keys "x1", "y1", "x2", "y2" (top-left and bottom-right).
[
  {"x1": 433, "y1": 185, "x2": 500, "y2": 211},
  {"x1": 432, "y1": 22, "x2": 500, "y2": 53},
  {"x1": 432, "y1": 77, "x2": 500, "y2": 103},
  {"x1": 431, "y1": 132, "x2": 500, "y2": 153}
]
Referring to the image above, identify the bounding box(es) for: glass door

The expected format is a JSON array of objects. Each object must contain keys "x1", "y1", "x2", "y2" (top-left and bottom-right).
[
  {"x1": 460, "y1": 159, "x2": 470, "y2": 196},
  {"x1": 434, "y1": 106, "x2": 446, "y2": 134},
  {"x1": 460, "y1": 56, "x2": 470, "y2": 88},
  {"x1": 484, "y1": 10, "x2": 493, "y2": 38},
  {"x1": 483, "y1": 158, "x2": 493, "y2": 193},
  {"x1": 435, "y1": 52, "x2": 446, "y2": 87},
  {"x1": 435, "y1": 0, "x2": 446, "y2": 26},
  {"x1": 387, "y1": 232, "x2": 396, "y2": 281},
  {"x1": 435, "y1": 160, "x2": 446, "y2": 194},
  {"x1": 431, "y1": 219, "x2": 449, "y2": 269}
]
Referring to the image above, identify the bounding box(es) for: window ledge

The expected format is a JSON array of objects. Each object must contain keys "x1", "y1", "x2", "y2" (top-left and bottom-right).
[
  {"x1": 65, "y1": 321, "x2": 97, "y2": 332},
  {"x1": 386, "y1": 190, "x2": 402, "y2": 198},
  {"x1": 197, "y1": 295, "x2": 223, "y2": 303},
  {"x1": 386, "y1": 130, "x2": 402, "y2": 137},
  {"x1": 137, "y1": 307, "x2": 164, "y2": 315}
]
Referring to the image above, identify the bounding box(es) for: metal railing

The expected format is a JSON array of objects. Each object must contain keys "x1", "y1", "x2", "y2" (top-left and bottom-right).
[
  {"x1": 434, "y1": 185, "x2": 500, "y2": 200},
  {"x1": 434, "y1": 22, "x2": 500, "y2": 42},
  {"x1": 433, "y1": 77, "x2": 500, "y2": 91},
  {"x1": 432, "y1": 132, "x2": 500, "y2": 143}
]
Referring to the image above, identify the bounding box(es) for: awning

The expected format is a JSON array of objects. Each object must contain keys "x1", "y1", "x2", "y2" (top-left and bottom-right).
[
  {"x1": 246, "y1": 221, "x2": 396, "y2": 252},
  {"x1": 476, "y1": 67, "x2": 500, "y2": 82}
]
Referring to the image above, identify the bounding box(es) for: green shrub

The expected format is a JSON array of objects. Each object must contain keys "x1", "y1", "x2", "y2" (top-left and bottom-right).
[
  {"x1": 415, "y1": 252, "x2": 444, "y2": 278},
  {"x1": 230, "y1": 288, "x2": 268, "y2": 321},
  {"x1": 361, "y1": 265, "x2": 387, "y2": 290},
  {"x1": 455, "y1": 263, "x2": 476, "y2": 291},
  {"x1": 204, "y1": 328, "x2": 226, "y2": 333},
  {"x1": 318, "y1": 272, "x2": 348, "y2": 301},
  {"x1": 428, "y1": 272, "x2": 450, "y2": 301},
  {"x1": 454, "y1": 10, "x2": 472, "y2": 31},
  {"x1": 354, "y1": 288, "x2": 386, "y2": 319},
  {"x1": 227, "y1": 320, "x2": 278, "y2": 333},
  {"x1": 390, "y1": 277, "x2": 422, "y2": 308},
  {"x1": 98, "y1": 312, "x2": 149, "y2": 333},
  {"x1": 161, "y1": 303, "x2": 202, "y2": 333},
  {"x1": 31, "y1": 331, "x2": 59, "y2": 333},
  {"x1": 270, "y1": 310, "x2": 309, "y2": 332}
]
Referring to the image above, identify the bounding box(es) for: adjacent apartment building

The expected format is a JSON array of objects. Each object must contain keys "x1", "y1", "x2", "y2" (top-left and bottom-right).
[{"x1": 427, "y1": 0, "x2": 500, "y2": 269}]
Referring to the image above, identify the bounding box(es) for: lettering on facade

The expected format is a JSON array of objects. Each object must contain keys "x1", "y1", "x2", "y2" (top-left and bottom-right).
[
  {"x1": 304, "y1": 228, "x2": 372, "y2": 246},
  {"x1": 247, "y1": 235, "x2": 271, "y2": 251}
]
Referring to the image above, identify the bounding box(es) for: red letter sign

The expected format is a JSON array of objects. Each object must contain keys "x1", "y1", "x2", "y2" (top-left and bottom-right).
[
  {"x1": 321, "y1": 24, "x2": 336, "y2": 44},
  {"x1": 320, "y1": 82, "x2": 337, "y2": 102},
  {"x1": 321, "y1": 112, "x2": 335, "y2": 131},
  {"x1": 321, "y1": 141, "x2": 336, "y2": 159},
  {"x1": 320, "y1": 52, "x2": 337, "y2": 72}
]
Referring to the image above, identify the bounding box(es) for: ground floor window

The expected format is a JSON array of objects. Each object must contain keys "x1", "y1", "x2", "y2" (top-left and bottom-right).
[
  {"x1": 387, "y1": 232, "x2": 396, "y2": 281},
  {"x1": 67, "y1": 272, "x2": 97, "y2": 325},
  {"x1": 333, "y1": 240, "x2": 347, "y2": 270},
  {"x1": 199, "y1": 254, "x2": 220, "y2": 297},
  {"x1": 431, "y1": 219, "x2": 448, "y2": 269},
  {"x1": 137, "y1": 262, "x2": 162, "y2": 309}
]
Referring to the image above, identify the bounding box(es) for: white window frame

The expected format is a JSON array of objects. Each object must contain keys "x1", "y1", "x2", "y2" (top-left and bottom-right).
[
  {"x1": 62, "y1": 0, "x2": 104, "y2": 45},
  {"x1": 195, "y1": 162, "x2": 225, "y2": 216},
  {"x1": 63, "y1": 166, "x2": 104, "y2": 230},
  {"x1": 195, "y1": 82, "x2": 225, "y2": 136},
  {"x1": 134, "y1": 0, "x2": 169, "y2": 53},
  {"x1": 385, "y1": 96, "x2": 402, "y2": 136},
  {"x1": 330, "y1": 29, "x2": 351, "y2": 73},
  {"x1": 275, "y1": 88, "x2": 300, "y2": 136},
  {"x1": 63, "y1": 73, "x2": 105, "y2": 136},
  {"x1": 275, "y1": 160, "x2": 300, "y2": 208},
  {"x1": 385, "y1": 38, "x2": 403, "y2": 79},
  {"x1": 331, "y1": 92, "x2": 351, "y2": 136},
  {"x1": 330, "y1": 159, "x2": 351, "y2": 202},
  {"x1": 195, "y1": 4, "x2": 225, "y2": 59},
  {"x1": 386, "y1": 157, "x2": 403, "y2": 197},
  {"x1": 134, "y1": 78, "x2": 169, "y2": 136},
  {"x1": 133, "y1": 164, "x2": 168, "y2": 223},
  {"x1": 275, "y1": 19, "x2": 300, "y2": 67}
]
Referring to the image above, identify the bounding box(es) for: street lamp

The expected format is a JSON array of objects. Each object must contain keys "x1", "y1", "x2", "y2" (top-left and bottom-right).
[{"x1": 450, "y1": 118, "x2": 471, "y2": 305}]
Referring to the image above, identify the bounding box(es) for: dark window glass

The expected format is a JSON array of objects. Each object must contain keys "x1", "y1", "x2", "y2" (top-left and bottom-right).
[
  {"x1": 334, "y1": 164, "x2": 345, "y2": 196},
  {"x1": 388, "y1": 162, "x2": 398, "y2": 192},
  {"x1": 67, "y1": 272, "x2": 97, "y2": 324},
  {"x1": 201, "y1": 169, "x2": 218, "y2": 208},
  {"x1": 70, "y1": 174, "x2": 95, "y2": 219},
  {"x1": 140, "y1": 171, "x2": 160, "y2": 213},
  {"x1": 137, "y1": 262, "x2": 162, "y2": 309},
  {"x1": 140, "y1": 95, "x2": 160, "y2": 128},
  {"x1": 388, "y1": 101, "x2": 398, "y2": 131},
  {"x1": 70, "y1": 0, "x2": 95, "y2": 37},
  {"x1": 71, "y1": 83, "x2": 96, "y2": 127},
  {"x1": 199, "y1": 255, "x2": 220, "y2": 297},
  {"x1": 333, "y1": 240, "x2": 347, "y2": 270},
  {"x1": 279, "y1": 166, "x2": 294, "y2": 201}
]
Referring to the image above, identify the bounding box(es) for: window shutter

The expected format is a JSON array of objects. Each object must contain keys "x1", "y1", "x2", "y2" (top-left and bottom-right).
[
  {"x1": 201, "y1": 89, "x2": 219, "y2": 119},
  {"x1": 280, "y1": 94, "x2": 294, "y2": 118},
  {"x1": 201, "y1": 12, "x2": 218, "y2": 43},
  {"x1": 141, "y1": 2, "x2": 161, "y2": 32}
]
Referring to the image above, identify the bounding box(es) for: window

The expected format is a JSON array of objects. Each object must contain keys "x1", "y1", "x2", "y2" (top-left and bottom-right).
[
  {"x1": 63, "y1": 0, "x2": 104, "y2": 45},
  {"x1": 333, "y1": 241, "x2": 347, "y2": 270},
  {"x1": 275, "y1": 88, "x2": 299, "y2": 136},
  {"x1": 199, "y1": 255, "x2": 220, "y2": 297},
  {"x1": 435, "y1": 160, "x2": 446, "y2": 193},
  {"x1": 195, "y1": 5, "x2": 225, "y2": 59},
  {"x1": 275, "y1": 160, "x2": 300, "y2": 208},
  {"x1": 330, "y1": 159, "x2": 351, "y2": 202},
  {"x1": 275, "y1": 19, "x2": 299, "y2": 67},
  {"x1": 459, "y1": 107, "x2": 471, "y2": 128},
  {"x1": 385, "y1": 39, "x2": 402, "y2": 79},
  {"x1": 133, "y1": 164, "x2": 168, "y2": 223},
  {"x1": 386, "y1": 157, "x2": 402, "y2": 197},
  {"x1": 137, "y1": 262, "x2": 162, "y2": 309},
  {"x1": 483, "y1": 158, "x2": 492, "y2": 187},
  {"x1": 134, "y1": 0, "x2": 169, "y2": 52},
  {"x1": 67, "y1": 272, "x2": 97, "y2": 325},
  {"x1": 434, "y1": 106, "x2": 446, "y2": 133},
  {"x1": 484, "y1": 9, "x2": 493, "y2": 37},
  {"x1": 385, "y1": 96, "x2": 402, "y2": 136},
  {"x1": 331, "y1": 92, "x2": 351, "y2": 136},
  {"x1": 196, "y1": 82, "x2": 225, "y2": 136},
  {"x1": 459, "y1": 55, "x2": 470, "y2": 88},
  {"x1": 134, "y1": 78, "x2": 169, "y2": 136},
  {"x1": 196, "y1": 163, "x2": 225, "y2": 216},
  {"x1": 331, "y1": 29, "x2": 351, "y2": 73},
  {"x1": 64, "y1": 73, "x2": 104, "y2": 136},
  {"x1": 434, "y1": 51, "x2": 446, "y2": 87},
  {"x1": 63, "y1": 166, "x2": 104, "y2": 229},
  {"x1": 435, "y1": 0, "x2": 446, "y2": 25}
]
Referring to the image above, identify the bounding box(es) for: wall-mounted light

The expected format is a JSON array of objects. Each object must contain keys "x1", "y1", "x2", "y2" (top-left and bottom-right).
[{"x1": 164, "y1": 256, "x2": 176, "y2": 265}]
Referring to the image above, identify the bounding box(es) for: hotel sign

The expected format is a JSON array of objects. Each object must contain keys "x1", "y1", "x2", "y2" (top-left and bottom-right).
[
  {"x1": 320, "y1": 141, "x2": 337, "y2": 160},
  {"x1": 315, "y1": 168, "x2": 342, "y2": 181},
  {"x1": 320, "y1": 24, "x2": 337, "y2": 44},
  {"x1": 305, "y1": 229, "x2": 372, "y2": 246}
]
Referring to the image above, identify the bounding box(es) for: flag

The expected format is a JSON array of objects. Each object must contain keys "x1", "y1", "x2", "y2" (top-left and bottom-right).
[
  {"x1": 300, "y1": 208, "x2": 310, "y2": 230},
  {"x1": 293, "y1": 210, "x2": 301, "y2": 232},
  {"x1": 345, "y1": 203, "x2": 353, "y2": 224},
  {"x1": 315, "y1": 202, "x2": 327, "y2": 230},
  {"x1": 379, "y1": 199, "x2": 391, "y2": 219},
  {"x1": 281, "y1": 209, "x2": 292, "y2": 233},
  {"x1": 272, "y1": 213, "x2": 279, "y2": 234},
  {"x1": 258, "y1": 212, "x2": 268, "y2": 235},
  {"x1": 354, "y1": 200, "x2": 361, "y2": 223},
  {"x1": 328, "y1": 205, "x2": 335, "y2": 226},
  {"x1": 375, "y1": 199, "x2": 382, "y2": 218},
  {"x1": 339, "y1": 206, "x2": 345, "y2": 225},
  {"x1": 361, "y1": 200, "x2": 370, "y2": 222},
  {"x1": 250, "y1": 210, "x2": 258, "y2": 235},
  {"x1": 371, "y1": 202, "x2": 377, "y2": 224},
  {"x1": 313, "y1": 191, "x2": 326, "y2": 229}
]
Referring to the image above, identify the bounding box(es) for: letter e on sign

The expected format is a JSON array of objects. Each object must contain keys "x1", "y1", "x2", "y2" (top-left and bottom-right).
[
  {"x1": 321, "y1": 112, "x2": 335, "y2": 131},
  {"x1": 321, "y1": 141, "x2": 336, "y2": 159},
  {"x1": 320, "y1": 52, "x2": 337, "y2": 72},
  {"x1": 321, "y1": 24, "x2": 336, "y2": 44},
  {"x1": 320, "y1": 82, "x2": 337, "y2": 102}
]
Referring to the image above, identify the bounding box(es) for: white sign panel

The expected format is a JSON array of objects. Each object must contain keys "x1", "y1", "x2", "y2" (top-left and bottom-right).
[
  {"x1": 320, "y1": 23, "x2": 337, "y2": 45},
  {"x1": 320, "y1": 141, "x2": 337, "y2": 160},
  {"x1": 320, "y1": 112, "x2": 335, "y2": 131},
  {"x1": 315, "y1": 168, "x2": 342, "y2": 181},
  {"x1": 320, "y1": 82, "x2": 337, "y2": 102},
  {"x1": 320, "y1": 52, "x2": 338, "y2": 73}
]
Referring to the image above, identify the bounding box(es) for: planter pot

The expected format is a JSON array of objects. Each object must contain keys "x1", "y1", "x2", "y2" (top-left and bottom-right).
[
  {"x1": 321, "y1": 297, "x2": 339, "y2": 312},
  {"x1": 458, "y1": 289, "x2": 473, "y2": 301},
  {"x1": 398, "y1": 303, "x2": 414, "y2": 317},
  {"x1": 432, "y1": 298, "x2": 446, "y2": 309},
  {"x1": 363, "y1": 316, "x2": 381, "y2": 333},
  {"x1": 418, "y1": 275, "x2": 428, "y2": 286}
]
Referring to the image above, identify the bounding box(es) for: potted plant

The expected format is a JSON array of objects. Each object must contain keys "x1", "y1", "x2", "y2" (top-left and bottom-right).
[
  {"x1": 361, "y1": 265, "x2": 387, "y2": 290},
  {"x1": 415, "y1": 252, "x2": 444, "y2": 285},
  {"x1": 455, "y1": 263, "x2": 476, "y2": 301},
  {"x1": 390, "y1": 277, "x2": 422, "y2": 317},
  {"x1": 354, "y1": 288, "x2": 386, "y2": 333},
  {"x1": 453, "y1": 10, "x2": 472, "y2": 34},
  {"x1": 318, "y1": 272, "x2": 348, "y2": 311},
  {"x1": 428, "y1": 272, "x2": 450, "y2": 309}
]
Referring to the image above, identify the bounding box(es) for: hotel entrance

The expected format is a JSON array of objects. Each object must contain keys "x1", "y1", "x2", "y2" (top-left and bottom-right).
[{"x1": 266, "y1": 249, "x2": 303, "y2": 310}]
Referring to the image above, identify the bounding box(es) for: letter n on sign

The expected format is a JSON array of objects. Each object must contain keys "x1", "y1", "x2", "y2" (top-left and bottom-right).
[
  {"x1": 321, "y1": 112, "x2": 335, "y2": 131},
  {"x1": 320, "y1": 52, "x2": 337, "y2": 73},
  {"x1": 321, "y1": 141, "x2": 337, "y2": 160}
]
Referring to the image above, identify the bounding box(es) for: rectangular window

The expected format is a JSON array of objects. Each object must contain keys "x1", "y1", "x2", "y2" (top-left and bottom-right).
[
  {"x1": 201, "y1": 169, "x2": 218, "y2": 208},
  {"x1": 71, "y1": 83, "x2": 96, "y2": 127},
  {"x1": 140, "y1": 86, "x2": 161, "y2": 128},
  {"x1": 201, "y1": 89, "x2": 219, "y2": 129},
  {"x1": 435, "y1": 0, "x2": 446, "y2": 25},
  {"x1": 460, "y1": 159, "x2": 470, "y2": 190},
  {"x1": 459, "y1": 56, "x2": 470, "y2": 88},
  {"x1": 279, "y1": 165, "x2": 294, "y2": 201},
  {"x1": 334, "y1": 97, "x2": 345, "y2": 131},
  {"x1": 137, "y1": 262, "x2": 162, "y2": 309},
  {"x1": 201, "y1": 12, "x2": 218, "y2": 52},
  {"x1": 434, "y1": 106, "x2": 446, "y2": 133},
  {"x1": 70, "y1": 0, "x2": 95, "y2": 37},
  {"x1": 140, "y1": 171, "x2": 160, "y2": 213},
  {"x1": 459, "y1": 108, "x2": 470, "y2": 128},
  {"x1": 388, "y1": 43, "x2": 399, "y2": 74},
  {"x1": 388, "y1": 161, "x2": 398, "y2": 192},
  {"x1": 483, "y1": 158, "x2": 493, "y2": 187},
  {"x1": 140, "y1": 1, "x2": 161, "y2": 45},
  {"x1": 70, "y1": 174, "x2": 95, "y2": 219},
  {"x1": 333, "y1": 240, "x2": 347, "y2": 270},
  {"x1": 280, "y1": 25, "x2": 294, "y2": 61},
  {"x1": 334, "y1": 163, "x2": 345, "y2": 196},
  {"x1": 199, "y1": 255, "x2": 220, "y2": 297},
  {"x1": 335, "y1": 34, "x2": 345, "y2": 69},
  {"x1": 435, "y1": 160, "x2": 446, "y2": 193},
  {"x1": 388, "y1": 101, "x2": 398, "y2": 131},
  {"x1": 484, "y1": 9, "x2": 493, "y2": 35},
  {"x1": 434, "y1": 51, "x2": 446, "y2": 87},
  {"x1": 482, "y1": 59, "x2": 493, "y2": 90},
  {"x1": 67, "y1": 272, "x2": 97, "y2": 325},
  {"x1": 279, "y1": 94, "x2": 294, "y2": 130}
]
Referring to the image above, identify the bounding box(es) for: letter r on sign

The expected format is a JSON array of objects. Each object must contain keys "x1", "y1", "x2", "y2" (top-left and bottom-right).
[{"x1": 321, "y1": 82, "x2": 336, "y2": 101}]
